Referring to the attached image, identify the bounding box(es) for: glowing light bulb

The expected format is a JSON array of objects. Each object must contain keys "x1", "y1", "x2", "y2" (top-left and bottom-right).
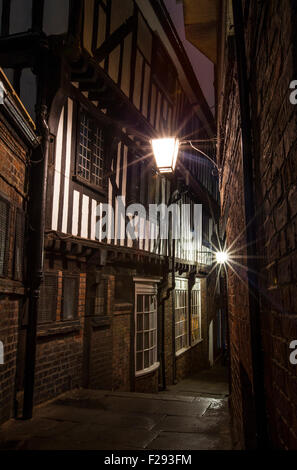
[{"x1": 215, "y1": 251, "x2": 229, "y2": 264}]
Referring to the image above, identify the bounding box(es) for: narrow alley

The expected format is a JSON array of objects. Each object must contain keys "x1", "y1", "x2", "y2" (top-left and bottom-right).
[
  {"x1": 1, "y1": 0, "x2": 297, "y2": 453},
  {"x1": 0, "y1": 366, "x2": 232, "y2": 450}
]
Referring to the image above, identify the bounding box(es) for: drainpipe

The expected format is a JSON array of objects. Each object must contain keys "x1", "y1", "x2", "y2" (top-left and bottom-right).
[
  {"x1": 232, "y1": 0, "x2": 268, "y2": 448},
  {"x1": 23, "y1": 44, "x2": 50, "y2": 419},
  {"x1": 171, "y1": 238, "x2": 176, "y2": 384}
]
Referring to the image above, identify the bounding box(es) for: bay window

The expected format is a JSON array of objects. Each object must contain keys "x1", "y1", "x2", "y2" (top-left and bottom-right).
[
  {"x1": 135, "y1": 282, "x2": 158, "y2": 374},
  {"x1": 175, "y1": 278, "x2": 189, "y2": 353},
  {"x1": 191, "y1": 279, "x2": 201, "y2": 344}
]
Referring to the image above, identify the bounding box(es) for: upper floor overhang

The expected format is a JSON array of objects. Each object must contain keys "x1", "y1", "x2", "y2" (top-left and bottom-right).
[
  {"x1": 0, "y1": 67, "x2": 38, "y2": 147},
  {"x1": 183, "y1": 0, "x2": 219, "y2": 64}
]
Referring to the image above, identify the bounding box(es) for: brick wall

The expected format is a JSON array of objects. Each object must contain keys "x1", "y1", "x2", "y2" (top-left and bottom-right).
[
  {"x1": 0, "y1": 115, "x2": 28, "y2": 424},
  {"x1": 219, "y1": 0, "x2": 297, "y2": 449},
  {"x1": 86, "y1": 274, "x2": 113, "y2": 390},
  {"x1": 33, "y1": 264, "x2": 86, "y2": 405},
  {"x1": 0, "y1": 298, "x2": 19, "y2": 424},
  {"x1": 135, "y1": 369, "x2": 159, "y2": 393},
  {"x1": 112, "y1": 303, "x2": 132, "y2": 391}
]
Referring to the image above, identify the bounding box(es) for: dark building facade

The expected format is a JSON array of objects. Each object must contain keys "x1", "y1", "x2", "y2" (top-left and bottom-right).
[
  {"x1": 0, "y1": 69, "x2": 37, "y2": 424},
  {"x1": 183, "y1": 0, "x2": 297, "y2": 450},
  {"x1": 0, "y1": 0, "x2": 223, "y2": 423}
]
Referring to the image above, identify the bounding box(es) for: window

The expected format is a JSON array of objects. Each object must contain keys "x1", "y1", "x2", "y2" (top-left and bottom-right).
[
  {"x1": 0, "y1": 197, "x2": 9, "y2": 277},
  {"x1": 77, "y1": 111, "x2": 105, "y2": 189},
  {"x1": 62, "y1": 275, "x2": 78, "y2": 320},
  {"x1": 175, "y1": 278, "x2": 189, "y2": 353},
  {"x1": 38, "y1": 273, "x2": 58, "y2": 324},
  {"x1": 94, "y1": 279, "x2": 107, "y2": 315},
  {"x1": 191, "y1": 279, "x2": 201, "y2": 344},
  {"x1": 135, "y1": 283, "x2": 158, "y2": 374}
]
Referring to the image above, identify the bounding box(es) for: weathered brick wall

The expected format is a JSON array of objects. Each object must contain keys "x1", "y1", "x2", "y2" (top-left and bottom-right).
[
  {"x1": 248, "y1": 0, "x2": 297, "y2": 449},
  {"x1": 219, "y1": 0, "x2": 297, "y2": 449},
  {"x1": 135, "y1": 369, "x2": 159, "y2": 393},
  {"x1": 88, "y1": 324, "x2": 113, "y2": 389},
  {"x1": 0, "y1": 299, "x2": 19, "y2": 424},
  {"x1": 34, "y1": 333, "x2": 83, "y2": 404},
  {"x1": 112, "y1": 303, "x2": 132, "y2": 391},
  {"x1": 0, "y1": 115, "x2": 28, "y2": 424},
  {"x1": 33, "y1": 269, "x2": 86, "y2": 405}
]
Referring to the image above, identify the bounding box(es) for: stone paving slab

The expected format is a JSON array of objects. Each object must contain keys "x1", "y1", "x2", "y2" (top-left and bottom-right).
[
  {"x1": 153, "y1": 414, "x2": 227, "y2": 434},
  {"x1": 101, "y1": 395, "x2": 213, "y2": 417},
  {"x1": 147, "y1": 430, "x2": 232, "y2": 451},
  {"x1": 0, "y1": 382, "x2": 232, "y2": 450}
]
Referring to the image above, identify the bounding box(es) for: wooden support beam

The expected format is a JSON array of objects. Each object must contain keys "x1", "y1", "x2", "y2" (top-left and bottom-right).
[{"x1": 94, "y1": 16, "x2": 136, "y2": 63}]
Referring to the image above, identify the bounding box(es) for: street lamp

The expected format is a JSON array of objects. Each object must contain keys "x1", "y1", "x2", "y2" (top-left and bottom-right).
[
  {"x1": 151, "y1": 137, "x2": 220, "y2": 176},
  {"x1": 151, "y1": 137, "x2": 179, "y2": 173}
]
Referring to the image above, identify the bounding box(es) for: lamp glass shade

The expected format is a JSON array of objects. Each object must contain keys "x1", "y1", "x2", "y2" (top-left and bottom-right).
[{"x1": 151, "y1": 138, "x2": 179, "y2": 173}]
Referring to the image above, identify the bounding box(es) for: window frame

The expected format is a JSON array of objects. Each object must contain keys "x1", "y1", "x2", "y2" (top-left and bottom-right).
[
  {"x1": 94, "y1": 278, "x2": 107, "y2": 316},
  {"x1": 191, "y1": 279, "x2": 202, "y2": 346},
  {"x1": 75, "y1": 108, "x2": 107, "y2": 193},
  {"x1": 174, "y1": 277, "x2": 190, "y2": 355},
  {"x1": 134, "y1": 282, "x2": 159, "y2": 376},
  {"x1": 61, "y1": 274, "x2": 79, "y2": 322}
]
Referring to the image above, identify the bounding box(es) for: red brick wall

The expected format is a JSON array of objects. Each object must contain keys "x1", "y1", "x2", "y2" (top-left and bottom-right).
[
  {"x1": 0, "y1": 298, "x2": 19, "y2": 424},
  {"x1": 112, "y1": 303, "x2": 132, "y2": 391},
  {"x1": 87, "y1": 325, "x2": 113, "y2": 389},
  {"x1": 135, "y1": 369, "x2": 159, "y2": 393},
  {"x1": 218, "y1": 0, "x2": 297, "y2": 449},
  {"x1": 0, "y1": 115, "x2": 28, "y2": 424},
  {"x1": 33, "y1": 267, "x2": 86, "y2": 405}
]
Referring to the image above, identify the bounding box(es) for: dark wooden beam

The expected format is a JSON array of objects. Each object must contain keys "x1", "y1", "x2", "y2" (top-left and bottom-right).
[
  {"x1": 32, "y1": 0, "x2": 44, "y2": 33},
  {"x1": 94, "y1": 15, "x2": 135, "y2": 63}
]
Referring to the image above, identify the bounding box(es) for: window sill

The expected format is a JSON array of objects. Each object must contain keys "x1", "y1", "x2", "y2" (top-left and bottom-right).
[
  {"x1": 72, "y1": 175, "x2": 106, "y2": 197},
  {"x1": 135, "y1": 362, "x2": 160, "y2": 378},
  {"x1": 175, "y1": 339, "x2": 203, "y2": 357},
  {"x1": 37, "y1": 320, "x2": 81, "y2": 338},
  {"x1": 175, "y1": 346, "x2": 191, "y2": 358}
]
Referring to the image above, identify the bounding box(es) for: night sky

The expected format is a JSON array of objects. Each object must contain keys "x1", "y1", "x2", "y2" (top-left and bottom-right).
[{"x1": 164, "y1": 0, "x2": 215, "y2": 112}]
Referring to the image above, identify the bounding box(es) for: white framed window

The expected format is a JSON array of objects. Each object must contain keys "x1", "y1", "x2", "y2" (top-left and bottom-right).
[
  {"x1": 191, "y1": 279, "x2": 202, "y2": 345},
  {"x1": 135, "y1": 282, "x2": 158, "y2": 375},
  {"x1": 175, "y1": 278, "x2": 189, "y2": 354}
]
